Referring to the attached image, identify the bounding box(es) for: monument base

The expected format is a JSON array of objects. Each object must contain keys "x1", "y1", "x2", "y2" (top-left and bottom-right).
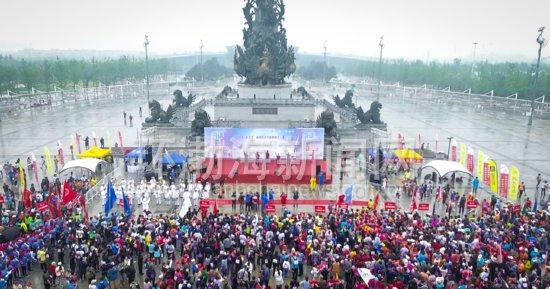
[{"x1": 237, "y1": 83, "x2": 293, "y2": 99}]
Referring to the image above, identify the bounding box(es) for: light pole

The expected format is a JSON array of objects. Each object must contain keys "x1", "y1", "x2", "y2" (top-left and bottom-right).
[
  {"x1": 323, "y1": 41, "x2": 327, "y2": 83},
  {"x1": 471, "y1": 42, "x2": 478, "y2": 75},
  {"x1": 528, "y1": 27, "x2": 546, "y2": 126},
  {"x1": 200, "y1": 40, "x2": 204, "y2": 82},
  {"x1": 377, "y1": 36, "x2": 384, "y2": 101},
  {"x1": 144, "y1": 35, "x2": 150, "y2": 102}
]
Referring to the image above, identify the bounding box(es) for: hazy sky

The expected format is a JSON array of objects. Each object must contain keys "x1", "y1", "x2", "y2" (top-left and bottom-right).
[{"x1": 1, "y1": 0, "x2": 548, "y2": 61}]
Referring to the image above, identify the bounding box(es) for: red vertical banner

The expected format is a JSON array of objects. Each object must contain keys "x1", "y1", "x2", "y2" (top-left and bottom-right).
[
  {"x1": 499, "y1": 173, "x2": 509, "y2": 199},
  {"x1": 499, "y1": 165, "x2": 509, "y2": 199},
  {"x1": 467, "y1": 154, "x2": 474, "y2": 173},
  {"x1": 483, "y1": 163, "x2": 490, "y2": 186},
  {"x1": 451, "y1": 146, "x2": 457, "y2": 161}
]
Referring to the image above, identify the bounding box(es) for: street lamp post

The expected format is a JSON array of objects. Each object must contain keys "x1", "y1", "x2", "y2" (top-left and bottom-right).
[
  {"x1": 323, "y1": 41, "x2": 327, "y2": 83},
  {"x1": 144, "y1": 35, "x2": 150, "y2": 102},
  {"x1": 377, "y1": 36, "x2": 384, "y2": 101},
  {"x1": 200, "y1": 40, "x2": 204, "y2": 82},
  {"x1": 471, "y1": 42, "x2": 478, "y2": 75},
  {"x1": 528, "y1": 27, "x2": 546, "y2": 126}
]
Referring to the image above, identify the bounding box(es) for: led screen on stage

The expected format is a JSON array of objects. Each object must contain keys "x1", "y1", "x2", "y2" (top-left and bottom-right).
[{"x1": 204, "y1": 128, "x2": 324, "y2": 160}]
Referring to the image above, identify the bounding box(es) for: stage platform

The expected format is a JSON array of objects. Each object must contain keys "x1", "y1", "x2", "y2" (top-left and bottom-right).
[{"x1": 197, "y1": 158, "x2": 332, "y2": 185}]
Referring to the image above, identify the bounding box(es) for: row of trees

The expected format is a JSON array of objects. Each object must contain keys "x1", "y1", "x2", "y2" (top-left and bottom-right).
[
  {"x1": 186, "y1": 58, "x2": 233, "y2": 81},
  {"x1": 296, "y1": 60, "x2": 337, "y2": 81},
  {"x1": 339, "y1": 58, "x2": 550, "y2": 100},
  {"x1": 0, "y1": 55, "x2": 178, "y2": 94}
]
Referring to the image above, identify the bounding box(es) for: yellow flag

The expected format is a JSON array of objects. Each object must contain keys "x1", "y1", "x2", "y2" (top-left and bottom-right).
[
  {"x1": 43, "y1": 147, "x2": 54, "y2": 176},
  {"x1": 509, "y1": 165, "x2": 520, "y2": 201},
  {"x1": 18, "y1": 161, "x2": 25, "y2": 193},
  {"x1": 476, "y1": 150, "x2": 485, "y2": 182},
  {"x1": 488, "y1": 159, "x2": 498, "y2": 193},
  {"x1": 459, "y1": 143, "x2": 467, "y2": 167}
]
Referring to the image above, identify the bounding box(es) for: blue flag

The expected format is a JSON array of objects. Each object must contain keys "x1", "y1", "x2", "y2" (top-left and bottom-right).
[
  {"x1": 122, "y1": 187, "x2": 132, "y2": 216},
  {"x1": 344, "y1": 183, "x2": 354, "y2": 204},
  {"x1": 104, "y1": 180, "x2": 117, "y2": 215}
]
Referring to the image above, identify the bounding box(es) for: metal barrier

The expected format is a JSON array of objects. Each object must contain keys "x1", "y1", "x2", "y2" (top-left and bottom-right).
[{"x1": 331, "y1": 81, "x2": 550, "y2": 117}]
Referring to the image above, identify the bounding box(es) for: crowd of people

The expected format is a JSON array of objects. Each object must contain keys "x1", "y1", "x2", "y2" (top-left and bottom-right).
[
  {"x1": 1, "y1": 153, "x2": 549, "y2": 289},
  {"x1": 0, "y1": 170, "x2": 548, "y2": 289}
]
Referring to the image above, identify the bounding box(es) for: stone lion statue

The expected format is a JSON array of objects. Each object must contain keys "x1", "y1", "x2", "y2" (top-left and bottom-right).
[
  {"x1": 145, "y1": 100, "x2": 174, "y2": 123},
  {"x1": 191, "y1": 109, "x2": 212, "y2": 136},
  {"x1": 173, "y1": 90, "x2": 195, "y2": 107},
  {"x1": 356, "y1": 101, "x2": 383, "y2": 124}
]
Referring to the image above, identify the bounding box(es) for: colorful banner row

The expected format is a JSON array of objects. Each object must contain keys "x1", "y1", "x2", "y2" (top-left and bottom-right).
[{"x1": 450, "y1": 140, "x2": 520, "y2": 202}]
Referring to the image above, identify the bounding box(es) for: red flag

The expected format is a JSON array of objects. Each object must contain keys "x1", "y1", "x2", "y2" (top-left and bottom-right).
[
  {"x1": 79, "y1": 194, "x2": 89, "y2": 222},
  {"x1": 62, "y1": 182, "x2": 77, "y2": 205},
  {"x1": 373, "y1": 193, "x2": 380, "y2": 209},
  {"x1": 213, "y1": 201, "x2": 219, "y2": 215},
  {"x1": 23, "y1": 189, "x2": 32, "y2": 209},
  {"x1": 410, "y1": 199, "x2": 417, "y2": 211}
]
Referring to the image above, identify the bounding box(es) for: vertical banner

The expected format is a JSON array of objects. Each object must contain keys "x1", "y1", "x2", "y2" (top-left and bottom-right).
[
  {"x1": 75, "y1": 133, "x2": 82, "y2": 154},
  {"x1": 476, "y1": 150, "x2": 485, "y2": 182},
  {"x1": 57, "y1": 141, "x2": 65, "y2": 167},
  {"x1": 397, "y1": 133, "x2": 402, "y2": 149},
  {"x1": 466, "y1": 147, "x2": 474, "y2": 173},
  {"x1": 417, "y1": 133, "x2": 422, "y2": 149},
  {"x1": 483, "y1": 157, "x2": 491, "y2": 186},
  {"x1": 92, "y1": 131, "x2": 97, "y2": 147},
  {"x1": 118, "y1": 130, "x2": 125, "y2": 154},
  {"x1": 450, "y1": 139, "x2": 457, "y2": 161},
  {"x1": 499, "y1": 165, "x2": 509, "y2": 199},
  {"x1": 509, "y1": 165, "x2": 520, "y2": 202},
  {"x1": 43, "y1": 147, "x2": 54, "y2": 176},
  {"x1": 18, "y1": 161, "x2": 25, "y2": 193},
  {"x1": 459, "y1": 143, "x2": 467, "y2": 167},
  {"x1": 31, "y1": 153, "x2": 39, "y2": 184},
  {"x1": 488, "y1": 159, "x2": 498, "y2": 193}
]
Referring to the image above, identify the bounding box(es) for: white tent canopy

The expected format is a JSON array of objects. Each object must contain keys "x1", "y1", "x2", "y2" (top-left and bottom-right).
[
  {"x1": 421, "y1": 160, "x2": 473, "y2": 177},
  {"x1": 60, "y1": 158, "x2": 107, "y2": 174}
]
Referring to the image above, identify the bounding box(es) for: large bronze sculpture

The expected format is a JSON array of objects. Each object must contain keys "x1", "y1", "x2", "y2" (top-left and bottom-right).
[
  {"x1": 173, "y1": 90, "x2": 195, "y2": 108},
  {"x1": 234, "y1": 0, "x2": 296, "y2": 85},
  {"x1": 316, "y1": 110, "x2": 337, "y2": 138},
  {"x1": 191, "y1": 109, "x2": 212, "y2": 136},
  {"x1": 356, "y1": 101, "x2": 384, "y2": 124},
  {"x1": 145, "y1": 100, "x2": 174, "y2": 123}
]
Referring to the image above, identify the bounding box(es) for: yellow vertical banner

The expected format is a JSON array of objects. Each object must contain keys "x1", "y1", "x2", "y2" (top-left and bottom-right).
[
  {"x1": 488, "y1": 159, "x2": 498, "y2": 193},
  {"x1": 459, "y1": 143, "x2": 467, "y2": 167},
  {"x1": 476, "y1": 150, "x2": 485, "y2": 182},
  {"x1": 43, "y1": 147, "x2": 54, "y2": 176},
  {"x1": 509, "y1": 165, "x2": 520, "y2": 201},
  {"x1": 18, "y1": 161, "x2": 25, "y2": 193}
]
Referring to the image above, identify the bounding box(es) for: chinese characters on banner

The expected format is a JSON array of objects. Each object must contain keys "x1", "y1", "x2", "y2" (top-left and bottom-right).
[
  {"x1": 488, "y1": 159, "x2": 498, "y2": 193},
  {"x1": 466, "y1": 147, "x2": 474, "y2": 173},
  {"x1": 450, "y1": 139, "x2": 457, "y2": 161},
  {"x1": 509, "y1": 165, "x2": 520, "y2": 202},
  {"x1": 483, "y1": 162, "x2": 491, "y2": 186},
  {"x1": 499, "y1": 165, "x2": 509, "y2": 199},
  {"x1": 477, "y1": 150, "x2": 485, "y2": 183},
  {"x1": 459, "y1": 143, "x2": 467, "y2": 167}
]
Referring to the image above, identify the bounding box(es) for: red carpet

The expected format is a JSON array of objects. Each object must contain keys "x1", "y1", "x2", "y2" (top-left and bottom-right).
[
  {"x1": 197, "y1": 158, "x2": 332, "y2": 185},
  {"x1": 201, "y1": 198, "x2": 369, "y2": 207}
]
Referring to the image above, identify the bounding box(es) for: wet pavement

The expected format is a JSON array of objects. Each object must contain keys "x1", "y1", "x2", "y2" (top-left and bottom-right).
[{"x1": 1, "y1": 82, "x2": 549, "y2": 199}]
